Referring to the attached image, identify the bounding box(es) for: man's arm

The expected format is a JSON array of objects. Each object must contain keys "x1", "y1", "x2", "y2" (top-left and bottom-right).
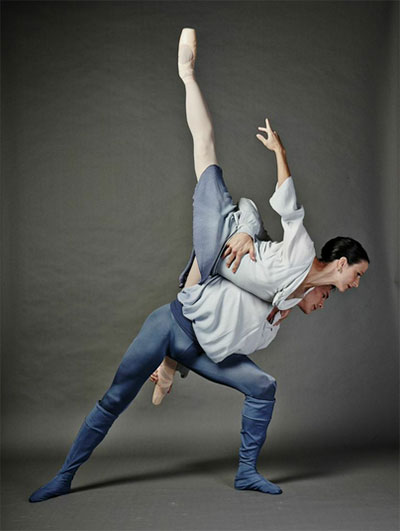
[
  {"x1": 222, "y1": 233, "x2": 255, "y2": 273},
  {"x1": 222, "y1": 196, "x2": 269, "y2": 273}
]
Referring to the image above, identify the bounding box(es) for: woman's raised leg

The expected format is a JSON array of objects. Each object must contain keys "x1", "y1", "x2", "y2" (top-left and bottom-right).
[
  {"x1": 151, "y1": 28, "x2": 216, "y2": 405},
  {"x1": 151, "y1": 28, "x2": 231, "y2": 405},
  {"x1": 179, "y1": 28, "x2": 218, "y2": 180}
]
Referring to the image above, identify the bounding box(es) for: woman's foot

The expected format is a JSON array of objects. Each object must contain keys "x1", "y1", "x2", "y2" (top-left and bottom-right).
[
  {"x1": 234, "y1": 464, "x2": 282, "y2": 495},
  {"x1": 29, "y1": 472, "x2": 74, "y2": 503},
  {"x1": 152, "y1": 357, "x2": 178, "y2": 405},
  {"x1": 178, "y1": 27, "x2": 197, "y2": 81}
]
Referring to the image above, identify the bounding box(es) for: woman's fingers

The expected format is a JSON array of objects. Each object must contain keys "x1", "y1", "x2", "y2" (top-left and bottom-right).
[
  {"x1": 256, "y1": 133, "x2": 268, "y2": 145},
  {"x1": 265, "y1": 117, "x2": 273, "y2": 131},
  {"x1": 274, "y1": 309, "x2": 291, "y2": 326},
  {"x1": 257, "y1": 118, "x2": 273, "y2": 134}
]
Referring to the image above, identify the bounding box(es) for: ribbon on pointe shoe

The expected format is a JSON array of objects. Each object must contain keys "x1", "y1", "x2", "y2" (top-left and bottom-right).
[{"x1": 152, "y1": 357, "x2": 178, "y2": 405}]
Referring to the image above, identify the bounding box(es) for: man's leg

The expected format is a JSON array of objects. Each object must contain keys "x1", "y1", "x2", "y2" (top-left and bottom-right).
[
  {"x1": 172, "y1": 349, "x2": 282, "y2": 495},
  {"x1": 30, "y1": 305, "x2": 174, "y2": 502},
  {"x1": 178, "y1": 28, "x2": 218, "y2": 180}
]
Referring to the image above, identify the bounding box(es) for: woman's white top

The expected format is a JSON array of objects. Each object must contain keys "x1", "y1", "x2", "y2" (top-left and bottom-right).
[
  {"x1": 179, "y1": 276, "x2": 281, "y2": 362},
  {"x1": 216, "y1": 177, "x2": 315, "y2": 310},
  {"x1": 177, "y1": 176, "x2": 315, "y2": 363}
]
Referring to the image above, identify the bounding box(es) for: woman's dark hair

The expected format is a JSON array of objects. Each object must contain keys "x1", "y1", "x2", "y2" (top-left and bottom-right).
[{"x1": 320, "y1": 237, "x2": 370, "y2": 265}]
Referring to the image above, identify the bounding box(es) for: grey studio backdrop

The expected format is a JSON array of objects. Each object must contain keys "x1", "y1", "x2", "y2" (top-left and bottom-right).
[{"x1": 1, "y1": 0, "x2": 398, "y2": 469}]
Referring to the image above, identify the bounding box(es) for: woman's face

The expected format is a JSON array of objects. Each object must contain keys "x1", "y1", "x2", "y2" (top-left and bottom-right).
[{"x1": 334, "y1": 259, "x2": 369, "y2": 292}]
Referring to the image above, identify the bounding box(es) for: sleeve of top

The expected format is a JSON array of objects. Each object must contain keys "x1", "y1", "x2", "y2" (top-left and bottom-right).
[
  {"x1": 236, "y1": 197, "x2": 269, "y2": 240},
  {"x1": 269, "y1": 177, "x2": 315, "y2": 266}
]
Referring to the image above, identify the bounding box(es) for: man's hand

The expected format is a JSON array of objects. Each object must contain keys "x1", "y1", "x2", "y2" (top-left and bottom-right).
[{"x1": 222, "y1": 232, "x2": 256, "y2": 273}]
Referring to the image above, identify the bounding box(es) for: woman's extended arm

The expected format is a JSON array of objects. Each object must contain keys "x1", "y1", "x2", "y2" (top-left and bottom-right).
[
  {"x1": 223, "y1": 119, "x2": 292, "y2": 272},
  {"x1": 256, "y1": 118, "x2": 291, "y2": 188}
]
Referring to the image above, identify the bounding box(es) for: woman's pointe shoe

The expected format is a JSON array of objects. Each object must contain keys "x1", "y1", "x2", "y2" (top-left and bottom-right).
[
  {"x1": 152, "y1": 357, "x2": 178, "y2": 405},
  {"x1": 178, "y1": 27, "x2": 197, "y2": 81}
]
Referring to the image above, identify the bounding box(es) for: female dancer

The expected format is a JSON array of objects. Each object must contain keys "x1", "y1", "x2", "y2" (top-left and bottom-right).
[
  {"x1": 29, "y1": 28, "x2": 368, "y2": 503},
  {"x1": 152, "y1": 28, "x2": 369, "y2": 403},
  {"x1": 176, "y1": 28, "x2": 368, "y2": 303}
]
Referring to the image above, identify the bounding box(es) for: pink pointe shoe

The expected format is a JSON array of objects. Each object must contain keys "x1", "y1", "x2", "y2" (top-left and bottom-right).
[
  {"x1": 152, "y1": 357, "x2": 178, "y2": 406},
  {"x1": 178, "y1": 27, "x2": 197, "y2": 81}
]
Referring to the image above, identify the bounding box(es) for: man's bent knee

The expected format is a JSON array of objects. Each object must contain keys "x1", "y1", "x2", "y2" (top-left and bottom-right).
[{"x1": 251, "y1": 372, "x2": 277, "y2": 401}]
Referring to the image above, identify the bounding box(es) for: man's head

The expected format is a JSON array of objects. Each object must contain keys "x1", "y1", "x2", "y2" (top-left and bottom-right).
[{"x1": 298, "y1": 285, "x2": 331, "y2": 315}]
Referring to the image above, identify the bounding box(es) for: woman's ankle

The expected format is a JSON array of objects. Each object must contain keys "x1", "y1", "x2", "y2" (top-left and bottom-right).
[{"x1": 182, "y1": 74, "x2": 196, "y2": 85}]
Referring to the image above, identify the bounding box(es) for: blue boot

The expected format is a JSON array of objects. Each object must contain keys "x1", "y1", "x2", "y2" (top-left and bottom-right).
[
  {"x1": 234, "y1": 396, "x2": 282, "y2": 495},
  {"x1": 29, "y1": 402, "x2": 117, "y2": 503}
]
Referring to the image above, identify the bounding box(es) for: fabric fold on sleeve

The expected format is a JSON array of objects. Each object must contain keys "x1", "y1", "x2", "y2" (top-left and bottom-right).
[
  {"x1": 268, "y1": 177, "x2": 315, "y2": 268},
  {"x1": 269, "y1": 177, "x2": 304, "y2": 222},
  {"x1": 236, "y1": 198, "x2": 263, "y2": 239}
]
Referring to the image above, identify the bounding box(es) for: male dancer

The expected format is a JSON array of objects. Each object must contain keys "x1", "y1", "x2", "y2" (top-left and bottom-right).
[{"x1": 28, "y1": 28, "x2": 359, "y2": 504}]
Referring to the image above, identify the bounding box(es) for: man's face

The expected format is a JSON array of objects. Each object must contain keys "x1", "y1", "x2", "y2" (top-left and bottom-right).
[{"x1": 298, "y1": 286, "x2": 331, "y2": 315}]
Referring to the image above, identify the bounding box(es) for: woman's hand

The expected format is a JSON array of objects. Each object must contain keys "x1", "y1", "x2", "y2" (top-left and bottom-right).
[
  {"x1": 222, "y1": 232, "x2": 256, "y2": 273},
  {"x1": 257, "y1": 118, "x2": 290, "y2": 187},
  {"x1": 274, "y1": 309, "x2": 291, "y2": 326},
  {"x1": 266, "y1": 307, "x2": 291, "y2": 326},
  {"x1": 256, "y1": 118, "x2": 285, "y2": 153}
]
